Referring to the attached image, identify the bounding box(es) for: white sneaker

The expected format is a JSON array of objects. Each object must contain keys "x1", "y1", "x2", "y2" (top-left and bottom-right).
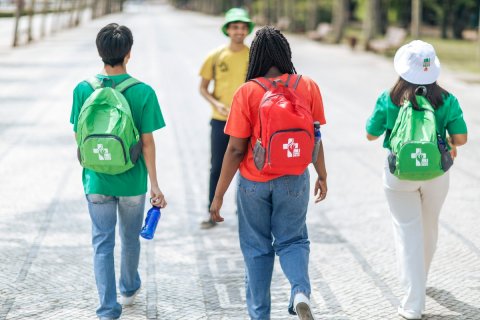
[
  {"x1": 398, "y1": 307, "x2": 422, "y2": 319},
  {"x1": 294, "y1": 293, "x2": 315, "y2": 320},
  {"x1": 121, "y1": 287, "x2": 141, "y2": 306}
]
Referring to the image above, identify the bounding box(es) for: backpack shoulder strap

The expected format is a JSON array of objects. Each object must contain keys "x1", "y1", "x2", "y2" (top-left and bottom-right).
[
  {"x1": 292, "y1": 74, "x2": 302, "y2": 90},
  {"x1": 85, "y1": 77, "x2": 102, "y2": 90},
  {"x1": 212, "y1": 46, "x2": 227, "y2": 81},
  {"x1": 250, "y1": 77, "x2": 271, "y2": 91},
  {"x1": 115, "y1": 77, "x2": 141, "y2": 93},
  {"x1": 283, "y1": 74, "x2": 302, "y2": 90},
  {"x1": 416, "y1": 95, "x2": 434, "y2": 113}
]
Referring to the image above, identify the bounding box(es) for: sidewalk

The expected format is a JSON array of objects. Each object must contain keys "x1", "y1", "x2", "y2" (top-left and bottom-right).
[{"x1": 0, "y1": 2, "x2": 479, "y2": 319}]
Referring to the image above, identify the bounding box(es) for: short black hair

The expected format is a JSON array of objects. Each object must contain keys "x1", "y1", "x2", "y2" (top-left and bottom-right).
[
  {"x1": 246, "y1": 26, "x2": 296, "y2": 80},
  {"x1": 96, "y1": 23, "x2": 133, "y2": 67}
]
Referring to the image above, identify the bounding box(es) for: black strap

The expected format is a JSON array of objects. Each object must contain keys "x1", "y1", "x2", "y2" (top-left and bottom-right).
[
  {"x1": 292, "y1": 74, "x2": 302, "y2": 90},
  {"x1": 250, "y1": 74, "x2": 302, "y2": 91},
  {"x1": 251, "y1": 79, "x2": 269, "y2": 91},
  {"x1": 284, "y1": 74, "x2": 292, "y2": 87}
]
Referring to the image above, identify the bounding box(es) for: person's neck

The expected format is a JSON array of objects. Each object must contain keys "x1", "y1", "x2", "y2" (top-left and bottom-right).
[
  {"x1": 264, "y1": 66, "x2": 283, "y2": 78},
  {"x1": 229, "y1": 41, "x2": 246, "y2": 52},
  {"x1": 102, "y1": 64, "x2": 127, "y2": 76}
]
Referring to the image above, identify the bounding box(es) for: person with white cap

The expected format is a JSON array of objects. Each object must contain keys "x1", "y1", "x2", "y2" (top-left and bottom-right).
[
  {"x1": 198, "y1": 8, "x2": 255, "y2": 229},
  {"x1": 365, "y1": 40, "x2": 468, "y2": 319}
]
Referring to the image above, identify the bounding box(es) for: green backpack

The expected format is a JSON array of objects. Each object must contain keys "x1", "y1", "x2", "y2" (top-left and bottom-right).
[
  {"x1": 76, "y1": 77, "x2": 142, "y2": 175},
  {"x1": 388, "y1": 94, "x2": 448, "y2": 181}
]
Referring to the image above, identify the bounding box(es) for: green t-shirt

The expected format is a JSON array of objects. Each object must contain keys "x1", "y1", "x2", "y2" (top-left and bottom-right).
[
  {"x1": 366, "y1": 90, "x2": 467, "y2": 149},
  {"x1": 70, "y1": 74, "x2": 166, "y2": 196}
]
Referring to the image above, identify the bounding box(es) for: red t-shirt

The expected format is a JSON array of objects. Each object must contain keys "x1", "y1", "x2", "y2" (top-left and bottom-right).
[{"x1": 225, "y1": 73, "x2": 326, "y2": 182}]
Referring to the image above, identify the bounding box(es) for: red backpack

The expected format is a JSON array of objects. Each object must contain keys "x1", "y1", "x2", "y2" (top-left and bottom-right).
[{"x1": 251, "y1": 74, "x2": 314, "y2": 175}]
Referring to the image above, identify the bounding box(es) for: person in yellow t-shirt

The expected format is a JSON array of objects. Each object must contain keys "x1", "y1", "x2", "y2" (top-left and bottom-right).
[{"x1": 199, "y1": 8, "x2": 254, "y2": 229}]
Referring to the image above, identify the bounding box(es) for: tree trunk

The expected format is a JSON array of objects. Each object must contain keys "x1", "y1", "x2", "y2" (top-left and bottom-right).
[
  {"x1": 12, "y1": 0, "x2": 24, "y2": 47},
  {"x1": 27, "y1": 0, "x2": 36, "y2": 42},
  {"x1": 53, "y1": 0, "x2": 64, "y2": 33},
  {"x1": 411, "y1": 0, "x2": 421, "y2": 38},
  {"x1": 40, "y1": 0, "x2": 48, "y2": 38},
  {"x1": 305, "y1": 0, "x2": 318, "y2": 31},
  {"x1": 332, "y1": 0, "x2": 348, "y2": 43},
  {"x1": 362, "y1": 0, "x2": 380, "y2": 49}
]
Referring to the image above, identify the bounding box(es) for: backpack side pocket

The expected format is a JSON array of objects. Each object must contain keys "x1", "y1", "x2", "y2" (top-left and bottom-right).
[{"x1": 253, "y1": 139, "x2": 265, "y2": 170}]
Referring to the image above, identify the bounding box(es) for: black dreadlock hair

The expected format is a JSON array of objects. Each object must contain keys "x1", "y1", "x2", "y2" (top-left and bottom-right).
[{"x1": 246, "y1": 26, "x2": 296, "y2": 80}]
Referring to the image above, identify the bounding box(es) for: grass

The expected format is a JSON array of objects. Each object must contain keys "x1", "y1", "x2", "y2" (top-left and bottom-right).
[
  {"x1": 418, "y1": 37, "x2": 480, "y2": 75},
  {"x1": 342, "y1": 25, "x2": 480, "y2": 76}
]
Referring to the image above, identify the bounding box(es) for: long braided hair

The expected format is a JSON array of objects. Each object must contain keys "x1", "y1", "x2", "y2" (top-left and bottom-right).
[{"x1": 246, "y1": 26, "x2": 296, "y2": 80}]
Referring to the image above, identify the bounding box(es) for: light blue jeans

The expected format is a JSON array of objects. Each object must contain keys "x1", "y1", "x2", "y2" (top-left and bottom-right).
[
  {"x1": 237, "y1": 171, "x2": 311, "y2": 320},
  {"x1": 86, "y1": 194, "x2": 146, "y2": 319}
]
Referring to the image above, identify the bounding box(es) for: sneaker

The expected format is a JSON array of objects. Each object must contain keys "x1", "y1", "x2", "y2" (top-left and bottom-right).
[
  {"x1": 398, "y1": 307, "x2": 422, "y2": 319},
  {"x1": 200, "y1": 218, "x2": 217, "y2": 229},
  {"x1": 121, "y1": 287, "x2": 141, "y2": 306},
  {"x1": 294, "y1": 293, "x2": 315, "y2": 320}
]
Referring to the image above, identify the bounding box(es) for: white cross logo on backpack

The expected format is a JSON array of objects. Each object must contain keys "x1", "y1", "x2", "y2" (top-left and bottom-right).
[
  {"x1": 283, "y1": 138, "x2": 300, "y2": 158},
  {"x1": 411, "y1": 148, "x2": 428, "y2": 166},
  {"x1": 93, "y1": 144, "x2": 112, "y2": 161}
]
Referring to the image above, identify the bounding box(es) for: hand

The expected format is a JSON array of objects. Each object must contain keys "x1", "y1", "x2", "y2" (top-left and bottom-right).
[
  {"x1": 150, "y1": 186, "x2": 167, "y2": 208},
  {"x1": 209, "y1": 196, "x2": 224, "y2": 223},
  {"x1": 214, "y1": 102, "x2": 229, "y2": 117},
  {"x1": 314, "y1": 176, "x2": 327, "y2": 203},
  {"x1": 447, "y1": 137, "x2": 457, "y2": 158}
]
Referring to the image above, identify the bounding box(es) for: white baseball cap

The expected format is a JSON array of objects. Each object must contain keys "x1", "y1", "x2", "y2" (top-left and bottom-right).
[{"x1": 393, "y1": 40, "x2": 441, "y2": 85}]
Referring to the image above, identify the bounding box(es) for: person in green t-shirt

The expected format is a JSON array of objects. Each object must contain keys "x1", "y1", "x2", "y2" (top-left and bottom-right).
[
  {"x1": 366, "y1": 40, "x2": 467, "y2": 320},
  {"x1": 70, "y1": 23, "x2": 167, "y2": 320},
  {"x1": 198, "y1": 8, "x2": 254, "y2": 229}
]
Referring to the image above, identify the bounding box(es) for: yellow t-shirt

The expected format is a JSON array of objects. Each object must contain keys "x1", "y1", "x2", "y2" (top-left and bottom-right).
[{"x1": 199, "y1": 45, "x2": 249, "y2": 121}]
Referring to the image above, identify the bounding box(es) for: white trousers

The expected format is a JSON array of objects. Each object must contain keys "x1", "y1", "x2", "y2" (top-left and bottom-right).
[{"x1": 383, "y1": 165, "x2": 449, "y2": 313}]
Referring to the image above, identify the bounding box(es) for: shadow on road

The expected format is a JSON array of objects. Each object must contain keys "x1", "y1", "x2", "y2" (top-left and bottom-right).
[{"x1": 424, "y1": 287, "x2": 480, "y2": 319}]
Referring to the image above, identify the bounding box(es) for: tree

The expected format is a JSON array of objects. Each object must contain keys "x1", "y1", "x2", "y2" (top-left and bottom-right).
[
  {"x1": 411, "y1": 0, "x2": 421, "y2": 38},
  {"x1": 332, "y1": 0, "x2": 348, "y2": 43},
  {"x1": 362, "y1": 0, "x2": 381, "y2": 49}
]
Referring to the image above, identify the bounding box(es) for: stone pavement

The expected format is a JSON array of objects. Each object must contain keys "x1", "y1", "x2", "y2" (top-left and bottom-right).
[{"x1": 0, "y1": 2, "x2": 479, "y2": 320}]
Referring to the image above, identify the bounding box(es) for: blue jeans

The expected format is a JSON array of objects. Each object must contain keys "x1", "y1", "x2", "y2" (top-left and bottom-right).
[
  {"x1": 86, "y1": 194, "x2": 146, "y2": 319},
  {"x1": 237, "y1": 171, "x2": 311, "y2": 320}
]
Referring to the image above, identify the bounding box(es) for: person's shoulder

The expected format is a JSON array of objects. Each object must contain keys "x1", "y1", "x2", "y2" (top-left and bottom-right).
[
  {"x1": 376, "y1": 89, "x2": 393, "y2": 106},
  {"x1": 207, "y1": 45, "x2": 228, "y2": 58},
  {"x1": 441, "y1": 91, "x2": 455, "y2": 103},
  {"x1": 295, "y1": 74, "x2": 320, "y2": 91},
  {"x1": 74, "y1": 79, "x2": 94, "y2": 91},
  {"x1": 127, "y1": 77, "x2": 155, "y2": 93}
]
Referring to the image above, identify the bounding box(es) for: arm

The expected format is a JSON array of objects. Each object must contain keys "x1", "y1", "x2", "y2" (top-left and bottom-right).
[
  {"x1": 448, "y1": 133, "x2": 468, "y2": 158},
  {"x1": 209, "y1": 136, "x2": 248, "y2": 222},
  {"x1": 313, "y1": 141, "x2": 328, "y2": 203},
  {"x1": 142, "y1": 133, "x2": 167, "y2": 208},
  {"x1": 199, "y1": 78, "x2": 228, "y2": 117},
  {"x1": 366, "y1": 133, "x2": 380, "y2": 141}
]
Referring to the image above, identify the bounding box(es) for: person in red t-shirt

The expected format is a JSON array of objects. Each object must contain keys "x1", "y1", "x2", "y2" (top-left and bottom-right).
[{"x1": 209, "y1": 26, "x2": 328, "y2": 320}]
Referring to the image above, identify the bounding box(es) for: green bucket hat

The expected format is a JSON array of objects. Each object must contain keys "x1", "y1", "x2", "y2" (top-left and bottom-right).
[{"x1": 221, "y1": 8, "x2": 255, "y2": 36}]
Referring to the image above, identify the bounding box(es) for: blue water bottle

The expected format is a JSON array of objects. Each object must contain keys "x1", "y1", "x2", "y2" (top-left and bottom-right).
[
  {"x1": 140, "y1": 206, "x2": 161, "y2": 240},
  {"x1": 312, "y1": 121, "x2": 322, "y2": 163}
]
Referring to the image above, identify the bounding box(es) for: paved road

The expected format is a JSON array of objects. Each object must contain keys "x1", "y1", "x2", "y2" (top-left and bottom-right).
[{"x1": 0, "y1": 2, "x2": 479, "y2": 319}]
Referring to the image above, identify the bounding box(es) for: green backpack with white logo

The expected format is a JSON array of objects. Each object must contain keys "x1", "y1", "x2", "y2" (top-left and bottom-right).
[
  {"x1": 76, "y1": 77, "x2": 142, "y2": 175},
  {"x1": 388, "y1": 94, "x2": 449, "y2": 181}
]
